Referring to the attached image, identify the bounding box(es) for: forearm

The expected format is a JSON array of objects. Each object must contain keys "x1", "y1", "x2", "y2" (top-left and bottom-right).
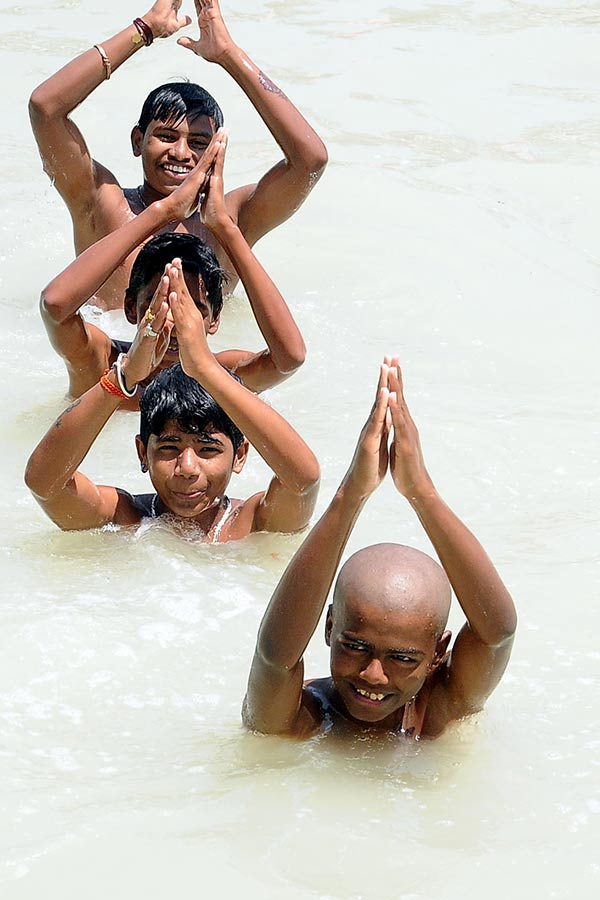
[
  {"x1": 30, "y1": 23, "x2": 146, "y2": 122},
  {"x1": 213, "y1": 221, "x2": 305, "y2": 373},
  {"x1": 188, "y1": 355, "x2": 318, "y2": 492},
  {"x1": 217, "y1": 45, "x2": 327, "y2": 171},
  {"x1": 25, "y1": 381, "x2": 121, "y2": 501},
  {"x1": 258, "y1": 481, "x2": 367, "y2": 669},
  {"x1": 408, "y1": 484, "x2": 517, "y2": 645},
  {"x1": 41, "y1": 201, "x2": 170, "y2": 323}
]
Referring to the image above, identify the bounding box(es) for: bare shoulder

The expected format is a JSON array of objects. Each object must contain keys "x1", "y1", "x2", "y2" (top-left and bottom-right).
[
  {"x1": 74, "y1": 164, "x2": 135, "y2": 251},
  {"x1": 224, "y1": 183, "x2": 257, "y2": 222},
  {"x1": 419, "y1": 659, "x2": 457, "y2": 739}
]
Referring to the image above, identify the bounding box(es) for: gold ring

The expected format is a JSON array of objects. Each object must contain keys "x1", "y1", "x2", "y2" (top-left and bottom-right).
[{"x1": 143, "y1": 309, "x2": 156, "y2": 324}]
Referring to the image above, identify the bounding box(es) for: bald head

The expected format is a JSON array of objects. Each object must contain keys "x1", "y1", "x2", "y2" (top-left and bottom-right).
[{"x1": 333, "y1": 543, "x2": 451, "y2": 636}]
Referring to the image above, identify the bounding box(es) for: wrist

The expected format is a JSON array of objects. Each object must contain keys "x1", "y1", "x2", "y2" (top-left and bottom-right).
[
  {"x1": 403, "y1": 479, "x2": 439, "y2": 509},
  {"x1": 337, "y1": 476, "x2": 373, "y2": 508},
  {"x1": 99, "y1": 368, "x2": 130, "y2": 404},
  {"x1": 118, "y1": 354, "x2": 141, "y2": 392},
  {"x1": 214, "y1": 43, "x2": 245, "y2": 71},
  {"x1": 209, "y1": 215, "x2": 239, "y2": 243},
  {"x1": 135, "y1": 14, "x2": 156, "y2": 43}
]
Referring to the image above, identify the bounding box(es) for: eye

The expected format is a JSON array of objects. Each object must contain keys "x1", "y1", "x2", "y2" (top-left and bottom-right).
[
  {"x1": 155, "y1": 445, "x2": 180, "y2": 460},
  {"x1": 197, "y1": 445, "x2": 221, "y2": 457},
  {"x1": 342, "y1": 641, "x2": 368, "y2": 653},
  {"x1": 156, "y1": 132, "x2": 177, "y2": 143},
  {"x1": 390, "y1": 653, "x2": 418, "y2": 665},
  {"x1": 190, "y1": 139, "x2": 210, "y2": 151}
]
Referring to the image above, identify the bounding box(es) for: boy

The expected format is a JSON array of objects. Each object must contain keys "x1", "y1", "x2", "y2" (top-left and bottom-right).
[
  {"x1": 41, "y1": 131, "x2": 306, "y2": 408},
  {"x1": 243, "y1": 361, "x2": 517, "y2": 738},
  {"x1": 24, "y1": 257, "x2": 320, "y2": 539},
  {"x1": 29, "y1": 0, "x2": 327, "y2": 310}
]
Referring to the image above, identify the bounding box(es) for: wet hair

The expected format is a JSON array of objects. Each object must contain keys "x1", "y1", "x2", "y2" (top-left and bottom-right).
[
  {"x1": 137, "y1": 81, "x2": 224, "y2": 134},
  {"x1": 126, "y1": 233, "x2": 227, "y2": 320},
  {"x1": 139, "y1": 363, "x2": 244, "y2": 452}
]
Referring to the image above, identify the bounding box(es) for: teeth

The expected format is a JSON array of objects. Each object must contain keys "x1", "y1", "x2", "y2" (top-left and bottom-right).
[
  {"x1": 356, "y1": 688, "x2": 386, "y2": 701},
  {"x1": 164, "y1": 165, "x2": 189, "y2": 175}
]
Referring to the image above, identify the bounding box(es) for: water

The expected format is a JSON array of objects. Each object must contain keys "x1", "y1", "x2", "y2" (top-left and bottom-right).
[{"x1": 1, "y1": 0, "x2": 599, "y2": 897}]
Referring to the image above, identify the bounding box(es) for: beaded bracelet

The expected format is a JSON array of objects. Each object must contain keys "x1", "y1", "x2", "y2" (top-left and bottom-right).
[{"x1": 133, "y1": 17, "x2": 154, "y2": 46}]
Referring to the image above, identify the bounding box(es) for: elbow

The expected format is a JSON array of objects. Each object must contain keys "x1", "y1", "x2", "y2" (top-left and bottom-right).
[
  {"x1": 29, "y1": 88, "x2": 52, "y2": 129},
  {"x1": 24, "y1": 457, "x2": 47, "y2": 501},
  {"x1": 40, "y1": 285, "x2": 67, "y2": 325},
  {"x1": 304, "y1": 143, "x2": 328, "y2": 181},
  {"x1": 291, "y1": 139, "x2": 328, "y2": 181},
  {"x1": 298, "y1": 457, "x2": 321, "y2": 497},
  {"x1": 276, "y1": 340, "x2": 306, "y2": 377},
  {"x1": 488, "y1": 607, "x2": 518, "y2": 649}
]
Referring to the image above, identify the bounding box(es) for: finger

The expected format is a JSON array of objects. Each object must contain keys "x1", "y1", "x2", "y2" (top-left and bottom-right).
[
  {"x1": 177, "y1": 37, "x2": 196, "y2": 50},
  {"x1": 213, "y1": 132, "x2": 228, "y2": 177},
  {"x1": 141, "y1": 275, "x2": 170, "y2": 328},
  {"x1": 387, "y1": 364, "x2": 405, "y2": 405}
]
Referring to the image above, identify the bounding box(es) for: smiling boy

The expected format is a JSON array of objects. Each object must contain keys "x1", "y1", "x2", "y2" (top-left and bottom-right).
[
  {"x1": 29, "y1": 0, "x2": 327, "y2": 310},
  {"x1": 41, "y1": 131, "x2": 306, "y2": 408},
  {"x1": 243, "y1": 362, "x2": 517, "y2": 739},
  {"x1": 25, "y1": 258, "x2": 319, "y2": 539}
]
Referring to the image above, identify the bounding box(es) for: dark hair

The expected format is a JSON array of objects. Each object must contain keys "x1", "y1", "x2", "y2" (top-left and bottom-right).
[
  {"x1": 139, "y1": 363, "x2": 244, "y2": 451},
  {"x1": 137, "y1": 82, "x2": 224, "y2": 134},
  {"x1": 126, "y1": 233, "x2": 227, "y2": 320}
]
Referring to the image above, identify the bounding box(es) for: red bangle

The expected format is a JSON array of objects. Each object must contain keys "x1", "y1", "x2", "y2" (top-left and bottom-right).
[
  {"x1": 133, "y1": 17, "x2": 154, "y2": 46},
  {"x1": 100, "y1": 369, "x2": 128, "y2": 400}
]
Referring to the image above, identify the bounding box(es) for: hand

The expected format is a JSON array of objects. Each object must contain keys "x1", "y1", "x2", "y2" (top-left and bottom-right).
[
  {"x1": 165, "y1": 259, "x2": 215, "y2": 377},
  {"x1": 177, "y1": 0, "x2": 236, "y2": 62},
  {"x1": 120, "y1": 271, "x2": 174, "y2": 387},
  {"x1": 199, "y1": 132, "x2": 232, "y2": 233},
  {"x1": 163, "y1": 129, "x2": 225, "y2": 221},
  {"x1": 143, "y1": 0, "x2": 192, "y2": 39},
  {"x1": 343, "y1": 363, "x2": 391, "y2": 499},
  {"x1": 387, "y1": 358, "x2": 432, "y2": 498}
]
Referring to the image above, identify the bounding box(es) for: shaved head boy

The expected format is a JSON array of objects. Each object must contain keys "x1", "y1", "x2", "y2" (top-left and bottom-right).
[{"x1": 244, "y1": 361, "x2": 517, "y2": 739}]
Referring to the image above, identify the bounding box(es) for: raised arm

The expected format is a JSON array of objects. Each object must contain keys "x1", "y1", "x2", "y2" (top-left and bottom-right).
[
  {"x1": 169, "y1": 263, "x2": 320, "y2": 534},
  {"x1": 178, "y1": 0, "x2": 328, "y2": 246},
  {"x1": 25, "y1": 281, "x2": 174, "y2": 531},
  {"x1": 40, "y1": 135, "x2": 222, "y2": 377},
  {"x1": 201, "y1": 138, "x2": 306, "y2": 391},
  {"x1": 387, "y1": 362, "x2": 517, "y2": 731},
  {"x1": 29, "y1": 2, "x2": 190, "y2": 228},
  {"x1": 243, "y1": 366, "x2": 391, "y2": 735}
]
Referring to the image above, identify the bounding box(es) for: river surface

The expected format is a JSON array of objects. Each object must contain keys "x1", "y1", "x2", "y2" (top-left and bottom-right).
[{"x1": 1, "y1": 1, "x2": 599, "y2": 897}]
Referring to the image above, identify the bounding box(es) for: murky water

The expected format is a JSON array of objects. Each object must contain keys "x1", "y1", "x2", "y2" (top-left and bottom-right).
[{"x1": 1, "y1": 1, "x2": 599, "y2": 897}]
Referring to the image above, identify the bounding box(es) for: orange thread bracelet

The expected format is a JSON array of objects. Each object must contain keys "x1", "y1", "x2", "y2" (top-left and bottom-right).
[{"x1": 100, "y1": 369, "x2": 128, "y2": 400}]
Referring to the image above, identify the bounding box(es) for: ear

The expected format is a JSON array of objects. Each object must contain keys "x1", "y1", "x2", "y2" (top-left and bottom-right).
[
  {"x1": 131, "y1": 125, "x2": 144, "y2": 158},
  {"x1": 207, "y1": 313, "x2": 220, "y2": 335},
  {"x1": 124, "y1": 292, "x2": 138, "y2": 325},
  {"x1": 232, "y1": 439, "x2": 250, "y2": 474},
  {"x1": 324, "y1": 604, "x2": 334, "y2": 646},
  {"x1": 430, "y1": 629, "x2": 452, "y2": 672},
  {"x1": 135, "y1": 435, "x2": 148, "y2": 471}
]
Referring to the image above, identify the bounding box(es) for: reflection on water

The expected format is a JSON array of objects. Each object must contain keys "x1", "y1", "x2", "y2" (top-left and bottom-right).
[{"x1": 1, "y1": 1, "x2": 599, "y2": 898}]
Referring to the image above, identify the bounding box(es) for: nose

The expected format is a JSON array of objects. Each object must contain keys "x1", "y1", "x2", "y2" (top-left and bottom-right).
[
  {"x1": 175, "y1": 447, "x2": 199, "y2": 478},
  {"x1": 359, "y1": 657, "x2": 389, "y2": 686},
  {"x1": 169, "y1": 136, "x2": 191, "y2": 161}
]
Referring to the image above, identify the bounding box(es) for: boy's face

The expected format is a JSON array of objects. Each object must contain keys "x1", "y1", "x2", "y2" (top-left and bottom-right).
[
  {"x1": 326, "y1": 588, "x2": 442, "y2": 727},
  {"x1": 136, "y1": 420, "x2": 247, "y2": 520},
  {"x1": 132, "y1": 114, "x2": 217, "y2": 196},
  {"x1": 126, "y1": 269, "x2": 219, "y2": 365}
]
